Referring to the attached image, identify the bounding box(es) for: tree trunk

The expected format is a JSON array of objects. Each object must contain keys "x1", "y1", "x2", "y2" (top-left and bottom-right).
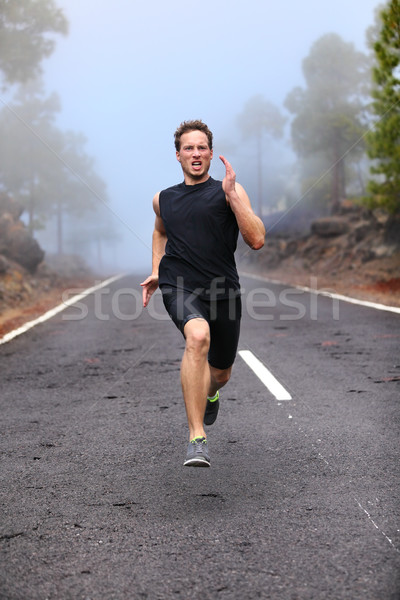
[
  {"x1": 356, "y1": 160, "x2": 366, "y2": 195},
  {"x1": 28, "y1": 191, "x2": 34, "y2": 234},
  {"x1": 339, "y1": 160, "x2": 346, "y2": 199},
  {"x1": 97, "y1": 237, "x2": 103, "y2": 272},
  {"x1": 28, "y1": 173, "x2": 36, "y2": 234},
  {"x1": 257, "y1": 132, "x2": 262, "y2": 218},
  {"x1": 57, "y1": 200, "x2": 63, "y2": 255},
  {"x1": 331, "y1": 135, "x2": 341, "y2": 214}
]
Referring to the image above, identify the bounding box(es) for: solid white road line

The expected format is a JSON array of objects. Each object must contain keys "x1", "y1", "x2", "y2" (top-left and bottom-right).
[
  {"x1": 240, "y1": 271, "x2": 400, "y2": 315},
  {"x1": 239, "y1": 349, "x2": 292, "y2": 401},
  {"x1": 0, "y1": 274, "x2": 125, "y2": 346}
]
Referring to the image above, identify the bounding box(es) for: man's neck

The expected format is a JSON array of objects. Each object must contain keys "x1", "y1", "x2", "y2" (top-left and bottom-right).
[{"x1": 183, "y1": 174, "x2": 211, "y2": 186}]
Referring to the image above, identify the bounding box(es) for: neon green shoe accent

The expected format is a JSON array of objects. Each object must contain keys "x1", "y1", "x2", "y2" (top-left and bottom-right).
[
  {"x1": 190, "y1": 436, "x2": 207, "y2": 443},
  {"x1": 207, "y1": 390, "x2": 219, "y2": 403}
]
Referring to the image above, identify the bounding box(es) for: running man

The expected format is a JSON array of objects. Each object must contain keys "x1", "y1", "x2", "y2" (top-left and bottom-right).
[{"x1": 141, "y1": 120, "x2": 265, "y2": 467}]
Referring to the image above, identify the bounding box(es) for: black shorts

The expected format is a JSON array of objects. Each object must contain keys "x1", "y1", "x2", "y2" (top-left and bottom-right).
[{"x1": 161, "y1": 287, "x2": 242, "y2": 370}]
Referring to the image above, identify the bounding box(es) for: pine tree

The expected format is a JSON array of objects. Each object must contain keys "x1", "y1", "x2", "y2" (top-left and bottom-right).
[
  {"x1": 366, "y1": 0, "x2": 400, "y2": 214},
  {"x1": 237, "y1": 95, "x2": 286, "y2": 217},
  {"x1": 285, "y1": 34, "x2": 368, "y2": 214},
  {"x1": 0, "y1": 0, "x2": 68, "y2": 87}
]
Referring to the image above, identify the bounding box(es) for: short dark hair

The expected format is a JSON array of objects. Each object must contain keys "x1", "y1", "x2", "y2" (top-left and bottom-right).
[{"x1": 174, "y1": 120, "x2": 213, "y2": 151}]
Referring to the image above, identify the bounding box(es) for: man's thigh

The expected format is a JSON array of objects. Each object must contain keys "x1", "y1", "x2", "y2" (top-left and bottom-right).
[
  {"x1": 161, "y1": 287, "x2": 209, "y2": 334},
  {"x1": 208, "y1": 296, "x2": 242, "y2": 370}
]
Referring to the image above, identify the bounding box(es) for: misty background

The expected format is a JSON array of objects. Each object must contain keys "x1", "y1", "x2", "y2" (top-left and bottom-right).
[{"x1": 1, "y1": 0, "x2": 383, "y2": 274}]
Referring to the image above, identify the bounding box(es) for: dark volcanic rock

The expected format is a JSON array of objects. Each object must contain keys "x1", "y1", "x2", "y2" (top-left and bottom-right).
[
  {"x1": 0, "y1": 193, "x2": 24, "y2": 221},
  {"x1": 0, "y1": 193, "x2": 44, "y2": 273},
  {"x1": 4, "y1": 225, "x2": 44, "y2": 273},
  {"x1": 0, "y1": 254, "x2": 9, "y2": 274},
  {"x1": 239, "y1": 200, "x2": 400, "y2": 283},
  {"x1": 311, "y1": 217, "x2": 350, "y2": 237},
  {"x1": 384, "y1": 215, "x2": 400, "y2": 245}
]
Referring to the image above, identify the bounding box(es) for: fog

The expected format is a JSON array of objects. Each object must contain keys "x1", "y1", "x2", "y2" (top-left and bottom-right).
[{"x1": 38, "y1": 0, "x2": 380, "y2": 273}]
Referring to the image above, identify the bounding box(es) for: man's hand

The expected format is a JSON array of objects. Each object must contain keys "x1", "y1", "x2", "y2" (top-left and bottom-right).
[
  {"x1": 140, "y1": 274, "x2": 159, "y2": 307},
  {"x1": 219, "y1": 154, "x2": 265, "y2": 250},
  {"x1": 219, "y1": 155, "x2": 236, "y2": 197}
]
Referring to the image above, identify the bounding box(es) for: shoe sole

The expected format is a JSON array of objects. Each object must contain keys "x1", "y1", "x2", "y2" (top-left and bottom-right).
[
  {"x1": 204, "y1": 415, "x2": 218, "y2": 425},
  {"x1": 183, "y1": 458, "x2": 210, "y2": 467}
]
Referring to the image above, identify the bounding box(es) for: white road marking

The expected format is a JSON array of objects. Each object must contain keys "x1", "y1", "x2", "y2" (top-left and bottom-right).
[
  {"x1": 0, "y1": 274, "x2": 125, "y2": 346},
  {"x1": 239, "y1": 349, "x2": 292, "y2": 401},
  {"x1": 240, "y1": 271, "x2": 400, "y2": 315},
  {"x1": 239, "y1": 275, "x2": 398, "y2": 554},
  {"x1": 355, "y1": 498, "x2": 399, "y2": 554}
]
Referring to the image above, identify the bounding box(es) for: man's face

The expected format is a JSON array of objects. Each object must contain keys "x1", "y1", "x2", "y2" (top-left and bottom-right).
[{"x1": 176, "y1": 130, "x2": 213, "y2": 183}]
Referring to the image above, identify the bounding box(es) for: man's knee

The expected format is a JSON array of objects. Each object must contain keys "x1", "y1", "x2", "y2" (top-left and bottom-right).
[{"x1": 184, "y1": 318, "x2": 210, "y2": 354}]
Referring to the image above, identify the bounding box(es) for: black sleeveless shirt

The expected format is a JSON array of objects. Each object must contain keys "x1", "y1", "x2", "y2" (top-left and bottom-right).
[{"x1": 158, "y1": 177, "x2": 240, "y2": 299}]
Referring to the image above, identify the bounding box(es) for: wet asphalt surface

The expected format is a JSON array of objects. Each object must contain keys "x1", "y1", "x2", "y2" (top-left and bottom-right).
[{"x1": 1, "y1": 273, "x2": 399, "y2": 600}]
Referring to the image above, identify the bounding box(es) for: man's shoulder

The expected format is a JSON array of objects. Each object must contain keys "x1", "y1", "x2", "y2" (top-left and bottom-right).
[
  {"x1": 207, "y1": 177, "x2": 224, "y2": 189},
  {"x1": 160, "y1": 182, "x2": 185, "y2": 196}
]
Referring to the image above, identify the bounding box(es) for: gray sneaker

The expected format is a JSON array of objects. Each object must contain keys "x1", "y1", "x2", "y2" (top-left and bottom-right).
[{"x1": 184, "y1": 436, "x2": 210, "y2": 467}]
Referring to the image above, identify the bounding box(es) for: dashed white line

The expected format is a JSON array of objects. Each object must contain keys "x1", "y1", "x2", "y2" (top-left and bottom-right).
[
  {"x1": 239, "y1": 349, "x2": 292, "y2": 401},
  {"x1": 0, "y1": 274, "x2": 125, "y2": 346}
]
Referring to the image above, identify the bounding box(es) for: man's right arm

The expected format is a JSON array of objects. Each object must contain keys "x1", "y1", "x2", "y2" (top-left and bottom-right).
[{"x1": 140, "y1": 193, "x2": 168, "y2": 307}]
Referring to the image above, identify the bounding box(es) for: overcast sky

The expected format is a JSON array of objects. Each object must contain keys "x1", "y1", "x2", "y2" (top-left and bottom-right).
[{"x1": 42, "y1": 0, "x2": 382, "y2": 272}]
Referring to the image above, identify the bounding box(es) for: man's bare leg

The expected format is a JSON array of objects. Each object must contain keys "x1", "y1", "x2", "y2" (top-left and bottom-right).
[
  {"x1": 181, "y1": 318, "x2": 211, "y2": 440},
  {"x1": 204, "y1": 365, "x2": 232, "y2": 426},
  {"x1": 208, "y1": 365, "x2": 232, "y2": 398}
]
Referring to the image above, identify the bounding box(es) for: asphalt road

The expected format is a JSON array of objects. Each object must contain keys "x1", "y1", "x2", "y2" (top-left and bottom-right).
[{"x1": 1, "y1": 273, "x2": 399, "y2": 600}]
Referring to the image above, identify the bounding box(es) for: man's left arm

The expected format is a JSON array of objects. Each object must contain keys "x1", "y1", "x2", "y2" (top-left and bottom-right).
[{"x1": 220, "y1": 155, "x2": 265, "y2": 250}]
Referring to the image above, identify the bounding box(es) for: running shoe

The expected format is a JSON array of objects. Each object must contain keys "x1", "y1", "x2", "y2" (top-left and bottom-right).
[
  {"x1": 184, "y1": 436, "x2": 210, "y2": 467},
  {"x1": 204, "y1": 391, "x2": 219, "y2": 426}
]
